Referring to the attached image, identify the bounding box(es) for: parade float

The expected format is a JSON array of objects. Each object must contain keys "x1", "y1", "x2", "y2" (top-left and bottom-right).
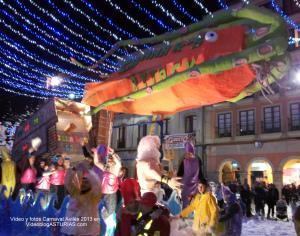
[
  {"x1": 82, "y1": 4, "x2": 291, "y2": 176},
  {"x1": 12, "y1": 98, "x2": 92, "y2": 162},
  {"x1": 83, "y1": 5, "x2": 290, "y2": 116}
]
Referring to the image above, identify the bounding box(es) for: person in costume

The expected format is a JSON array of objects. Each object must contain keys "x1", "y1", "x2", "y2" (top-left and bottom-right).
[
  {"x1": 20, "y1": 153, "x2": 37, "y2": 192},
  {"x1": 116, "y1": 177, "x2": 141, "y2": 236},
  {"x1": 0, "y1": 146, "x2": 16, "y2": 198},
  {"x1": 17, "y1": 137, "x2": 41, "y2": 193},
  {"x1": 219, "y1": 185, "x2": 243, "y2": 236},
  {"x1": 177, "y1": 141, "x2": 202, "y2": 208},
  {"x1": 61, "y1": 161, "x2": 102, "y2": 236},
  {"x1": 92, "y1": 146, "x2": 121, "y2": 236},
  {"x1": 136, "y1": 135, "x2": 182, "y2": 196},
  {"x1": 180, "y1": 179, "x2": 219, "y2": 236},
  {"x1": 131, "y1": 192, "x2": 170, "y2": 236},
  {"x1": 49, "y1": 154, "x2": 66, "y2": 209},
  {"x1": 35, "y1": 159, "x2": 51, "y2": 204}
]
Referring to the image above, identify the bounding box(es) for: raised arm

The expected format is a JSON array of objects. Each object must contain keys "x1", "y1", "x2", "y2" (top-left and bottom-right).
[{"x1": 92, "y1": 148, "x2": 105, "y2": 171}]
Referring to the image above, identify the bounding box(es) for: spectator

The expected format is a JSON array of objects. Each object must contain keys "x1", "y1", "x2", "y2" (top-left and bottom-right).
[
  {"x1": 240, "y1": 182, "x2": 253, "y2": 217},
  {"x1": 253, "y1": 182, "x2": 266, "y2": 218},
  {"x1": 266, "y1": 184, "x2": 279, "y2": 219},
  {"x1": 282, "y1": 185, "x2": 291, "y2": 205}
]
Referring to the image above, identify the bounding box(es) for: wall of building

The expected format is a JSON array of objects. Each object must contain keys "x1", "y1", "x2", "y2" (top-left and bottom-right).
[
  {"x1": 111, "y1": 108, "x2": 205, "y2": 177},
  {"x1": 205, "y1": 89, "x2": 300, "y2": 190}
]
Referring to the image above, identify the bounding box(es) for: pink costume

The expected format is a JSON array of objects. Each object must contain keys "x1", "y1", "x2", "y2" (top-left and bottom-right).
[
  {"x1": 36, "y1": 176, "x2": 50, "y2": 190},
  {"x1": 136, "y1": 135, "x2": 165, "y2": 196},
  {"x1": 101, "y1": 171, "x2": 119, "y2": 194},
  {"x1": 50, "y1": 169, "x2": 65, "y2": 185},
  {"x1": 20, "y1": 168, "x2": 37, "y2": 184}
]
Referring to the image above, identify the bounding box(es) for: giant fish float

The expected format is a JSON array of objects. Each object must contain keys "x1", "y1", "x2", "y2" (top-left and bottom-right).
[{"x1": 83, "y1": 5, "x2": 290, "y2": 116}]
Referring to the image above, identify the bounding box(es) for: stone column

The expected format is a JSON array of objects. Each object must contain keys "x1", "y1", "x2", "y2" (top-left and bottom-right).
[{"x1": 273, "y1": 171, "x2": 283, "y2": 194}]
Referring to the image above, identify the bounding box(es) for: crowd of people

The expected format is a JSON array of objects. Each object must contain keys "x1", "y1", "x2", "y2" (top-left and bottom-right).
[{"x1": 0, "y1": 135, "x2": 300, "y2": 236}]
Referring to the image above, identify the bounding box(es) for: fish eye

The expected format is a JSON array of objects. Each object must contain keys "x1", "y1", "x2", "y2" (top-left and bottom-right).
[{"x1": 205, "y1": 31, "x2": 218, "y2": 42}]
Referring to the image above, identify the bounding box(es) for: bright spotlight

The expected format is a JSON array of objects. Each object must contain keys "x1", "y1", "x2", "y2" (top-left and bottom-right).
[
  {"x1": 50, "y1": 76, "x2": 62, "y2": 86},
  {"x1": 68, "y1": 93, "x2": 75, "y2": 100}
]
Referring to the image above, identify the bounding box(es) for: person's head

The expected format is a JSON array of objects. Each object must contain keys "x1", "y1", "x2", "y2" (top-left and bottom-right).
[
  {"x1": 28, "y1": 156, "x2": 36, "y2": 166},
  {"x1": 63, "y1": 157, "x2": 71, "y2": 169},
  {"x1": 57, "y1": 156, "x2": 64, "y2": 166},
  {"x1": 137, "y1": 135, "x2": 161, "y2": 163},
  {"x1": 119, "y1": 166, "x2": 128, "y2": 179},
  {"x1": 125, "y1": 200, "x2": 140, "y2": 215},
  {"x1": 39, "y1": 160, "x2": 46, "y2": 168},
  {"x1": 139, "y1": 192, "x2": 157, "y2": 213},
  {"x1": 198, "y1": 179, "x2": 208, "y2": 194}
]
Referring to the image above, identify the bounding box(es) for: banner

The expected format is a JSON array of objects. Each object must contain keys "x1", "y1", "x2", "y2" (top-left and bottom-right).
[{"x1": 164, "y1": 133, "x2": 195, "y2": 149}]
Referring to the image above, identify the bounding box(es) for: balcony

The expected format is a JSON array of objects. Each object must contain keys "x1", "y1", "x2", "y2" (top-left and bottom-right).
[
  {"x1": 236, "y1": 123, "x2": 255, "y2": 136},
  {"x1": 261, "y1": 121, "x2": 281, "y2": 133},
  {"x1": 288, "y1": 118, "x2": 300, "y2": 131},
  {"x1": 216, "y1": 127, "x2": 232, "y2": 138}
]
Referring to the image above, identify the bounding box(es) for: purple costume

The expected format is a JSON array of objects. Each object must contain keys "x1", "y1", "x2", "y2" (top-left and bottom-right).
[
  {"x1": 220, "y1": 186, "x2": 243, "y2": 236},
  {"x1": 180, "y1": 142, "x2": 200, "y2": 208}
]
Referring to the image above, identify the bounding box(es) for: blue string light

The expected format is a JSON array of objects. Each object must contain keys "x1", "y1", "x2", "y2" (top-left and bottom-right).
[
  {"x1": 103, "y1": 0, "x2": 156, "y2": 36},
  {"x1": 0, "y1": 2, "x2": 122, "y2": 68},
  {"x1": 0, "y1": 17, "x2": 112, "y2": 73},
  {"x1": 218, "y1": 0, "x2": 229, "y2": 10},
  {"x1": 193, "y1": 0, "x2": 214, "y2": 18},
  {"x1": 289, "y1": 37, "x2": 300, "y2": 45},
  {"x1": 0, "y1": 85, "x2": 46, "y2": 99},
  {"x1": 0, "y1": 54, "x2": 84, "y2": 96},
  {"x1": 270, "y1": 0, "x2": 300, "y2": 32},
  {"x1": 79, "y1": 0, "x2": 136, "y2": 39},
  {"x1": 0, "y1": 62, "x2": 82, "y2": 98},
  {"x1": 171, "y1": 0, "x2": 199, "y2": 22},
  {"x1": 47, "y1": 0, "x2": 136, "y2": 56},
  {"x1": 0, "y1": 53, "x2": 83, "y2": 93},
  {"x1": 60, "y1": 0, "x2": 143, "y2": 54},
  {"x1": 13, "y1": 0, "x2": 127, "y2": 64},
  {"x1": 0, "y1": 0, "x2": 233, "y2": 98},
  {"x1": 0, "y1": 44, "x2": 86, "y2": 88},
  {"x1": 0, "y1": 32, "x2": 98, "y2": 82},
  {"x1": 128, "y1": 0, "x2": 173, "y2": 31},
  {"x1": 150, "y1": 0, "x2": 185, "y2": 26}
]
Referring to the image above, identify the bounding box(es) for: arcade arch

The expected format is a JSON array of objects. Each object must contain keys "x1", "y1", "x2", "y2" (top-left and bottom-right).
[{"x1": 218, "y1": 159, "x2": 241, "y2": 183}]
